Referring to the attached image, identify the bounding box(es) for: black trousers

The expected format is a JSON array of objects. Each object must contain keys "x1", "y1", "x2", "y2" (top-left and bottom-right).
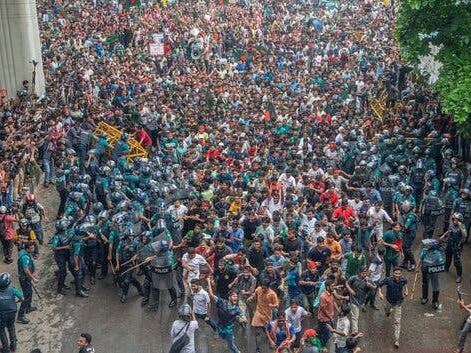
[
  {"x1": 18, "y1": 279, "x2": 32, "y2": 317},
  {"x1": 445, "y1": 246, "x2": 462, "y2": 277},
  {"x1": 0, "y1": 311, "x2": 16, "y2": 349},
  {"x1": 0, "y1": 238, "x2": 13, "y2": 261},
  {"x1": 54, "y1": 250, "x2": 70, "y2": 290},
  {"x1": 57, "y1": 189, "x2": 68, "y2": 218}
]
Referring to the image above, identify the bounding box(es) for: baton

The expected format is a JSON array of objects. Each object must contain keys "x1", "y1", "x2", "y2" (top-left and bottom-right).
[
  {"x1": 108, "y1": 259, "x2": 116, "y2": 275},
  {"x1": 31, "y1": 282, "x2": 42, "y2": 300},
  {"x1": 120, "y1": 256, "x2": 155, "y2": 276},
  {"x1": 410, "y1": 271, "x2": 419, "y2": 300}
]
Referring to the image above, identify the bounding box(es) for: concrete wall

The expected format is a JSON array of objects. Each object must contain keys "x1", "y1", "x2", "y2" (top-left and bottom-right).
[{"x1": 0, "y1": 0, "x2": 45, "y2": 99}]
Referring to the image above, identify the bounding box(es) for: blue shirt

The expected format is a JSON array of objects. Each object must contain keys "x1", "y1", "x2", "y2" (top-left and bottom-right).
[{"x1": 379, "y1": 277, "x2": 407, "y2": 305}]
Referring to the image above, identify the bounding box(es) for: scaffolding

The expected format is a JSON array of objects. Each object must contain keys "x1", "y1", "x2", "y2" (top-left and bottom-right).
[{"x1": 94, "y1": 121, "x2": 148, "y2": 161}]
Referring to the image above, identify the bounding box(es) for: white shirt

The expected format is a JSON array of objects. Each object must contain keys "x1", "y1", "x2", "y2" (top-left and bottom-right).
[
  {"x1": 171, "y1": 320, "x2": 198, "y2": 353},
  {"x1": 368, "y1": 255, "x2": 383, "y2": 282},
  {"x1": 167, "y1": 205, "x2": 188, "y2": 221},
  {"x1": 366, "y1": 207, "x2": 393, "y2": 227},
  {"x1": 285, "y1": 306, "x2": 308, "y2": 333},
  {"x1": 182, "y1": 253, "x2": 207, "y2": 281},
  {"x1": 334, "y1": 316, "x2": 350, "y2": 347},
  {"x1": 348, "y1": 199, "x2": 364, "y2": 212},
  {"x1": 300, "y1": 216, "x2": 317, "y2": 238},
  {"x1": 261, "y1": 198, "x2": 284, "y2": 215},
  {"x1": 192, "y1": 288, "x2": 210, "y2": 315}
]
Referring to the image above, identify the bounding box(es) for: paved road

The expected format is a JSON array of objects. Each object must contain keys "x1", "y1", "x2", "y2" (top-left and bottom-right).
[{"x1": 4, "y1": 185, "x2": 471, "y2": 353}]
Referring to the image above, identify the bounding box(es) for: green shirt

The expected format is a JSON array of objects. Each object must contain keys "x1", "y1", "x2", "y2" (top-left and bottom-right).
[
  {"x1": 17, "y1": 250, "x2": 34, "y2": 281},
  {"x1": 344, "y1": 252, "x2": 366, "y2": 278},
  {"x1": 383, "y1": 230, "x2": 402, "y2": 261}
]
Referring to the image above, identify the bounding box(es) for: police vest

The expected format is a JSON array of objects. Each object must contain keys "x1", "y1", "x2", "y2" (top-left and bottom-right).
[
  {"x1": 412, "y1": 167, "x2": 425, "y2": 184},
  {"x1": 424, "y1": 196, "x2": 444, "y2": 215},
  {"x1": 456, "y1": 199, "x2": 471, "y2": 219},
  {"x1": 447, "y1": 171, "x2": 461, "y2": 186},
  {"x1": 0, "y1": 288, "x2": 17, "y2": 313}
]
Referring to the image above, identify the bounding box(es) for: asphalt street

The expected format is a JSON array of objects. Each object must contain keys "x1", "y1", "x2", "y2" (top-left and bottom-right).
[{"x1": 3, "y1": 185, "x2": 471, "y2": 353}]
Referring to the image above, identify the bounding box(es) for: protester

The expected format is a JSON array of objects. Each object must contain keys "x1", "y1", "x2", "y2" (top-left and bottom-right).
[
  {"x1": 0, "y1": 0, "x2": 468, "y2": 352},
  {"x1": 77, "y1": 333, "x2": 95, "y2": 353}
]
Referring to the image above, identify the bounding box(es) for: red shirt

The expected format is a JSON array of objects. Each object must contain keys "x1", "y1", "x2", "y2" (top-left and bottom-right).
[
  {"x1": 136, "y1": 129, "x2": 152, "y2": 147},
  {"x1": 320, "y1": 191, "x2": 340, "y2": 206},
  {"x1": 318, "y1": 291, "x2": 335, "y2": 322},
  {"x1": 332, "y1": 207, "x2": 356, "y2": 226}
]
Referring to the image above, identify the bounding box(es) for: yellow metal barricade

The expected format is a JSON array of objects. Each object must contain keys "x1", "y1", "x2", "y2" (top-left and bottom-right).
[
  {"x1": 94, "y1": 121, "x2": 148, "y2": 161},
  {"x1": 371, "y1": 91, "x2": 388, "y2": 121}
]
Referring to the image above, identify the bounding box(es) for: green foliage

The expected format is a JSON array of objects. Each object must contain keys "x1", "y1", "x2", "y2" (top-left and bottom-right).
[{"x1": 395, "y1": 0, "x2": 471, "y2": 135}]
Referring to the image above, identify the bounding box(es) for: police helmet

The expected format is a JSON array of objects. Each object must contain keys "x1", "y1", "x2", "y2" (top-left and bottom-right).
[
  {"x1": 159, "y1": 240, "x2": 169, "y2": 253},
  {"x1": 401, "y1": 201, "x2": 412, "y2": 212},
  {"x1": 19, "y1": 218, "x2": 29, "y2": 227},
  {"x1": 460, "y1": 188, "x2": 471, "y2": 197},
  {"x1": 56, "y1": 218, "x2": 71, "y2": 231},
  {"x1": 0, "y1": 273, "x2": 12, "y2": 289},
  {"x1": 106, "y1": 160, "x2": 116, "y2": 169},
  {"x1": 92, "y1": 202, "x2": 104, "y2": 215},
  {"x1": 118, "y1": 200, "x2": 130, "y2": 212},
  {"x1": 452, "y1": 213, "x2": 464, "y2": 222},
  {"x1": 84, "y1": 215, "x2": 97, "y2": 224},
  {"x1": 80, "y1": 174, "x2": 92, "y2": 184},
  {"x1": 359, "y1": 160, "x2": 367, "y2": 166},
  {"x1": 69, "y1": 191, "x2": 82, "y2": 201},
  {"x1": 111, "y1": 192, "x2": 123, "y2": 204},
  {"x1": 0, "y1": 206, "x2": 6, "y2": 214},
  {"x1": 398, "y1": 165, "x2": 407, "y2": 172}
]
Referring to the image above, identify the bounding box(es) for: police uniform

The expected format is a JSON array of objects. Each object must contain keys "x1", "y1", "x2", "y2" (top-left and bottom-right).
[
  {"x1": 69, "y1": 235, "x2": 89, "y2": 297},
  {"x1": 453, "y1": 197, "x2": 471, "y2": 239},
  {"x1": 445, "y1": 223, "x2": 465, "y2": 281},
  {"x1": 421, "y1": 192, "x2": 444, "y2": 238},
  {"x1": 0, "y1": 283, "x2": 22, "y2": 351},
  {"x1": 400, "y1": 210, "x2": 418, "y2": 270},
  {"x1": 116, "y1": 237, "x2": 143, "y2": 303},
  {"x1": 444, "y1": 187, "x2": 459, "y2": 231},
  {"x1": 51, "y1": 229, "x2": 73, "y2": 294},
  {"x1": 17, "y1": 249, "x2": 35, "y2": 320},
  {"x1": 149, "y1": 241, "x2": 177, "y2": 310}
]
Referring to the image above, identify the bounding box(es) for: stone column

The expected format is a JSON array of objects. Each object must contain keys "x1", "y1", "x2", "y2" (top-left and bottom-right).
[{"x1": 0, "y1": 0, "x2": 45, "y2": 99}]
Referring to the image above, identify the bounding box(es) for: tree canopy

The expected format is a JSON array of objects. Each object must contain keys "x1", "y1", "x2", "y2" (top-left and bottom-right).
[{"x1": 395, "y1": 0, "x2": 471, "y2": 134}]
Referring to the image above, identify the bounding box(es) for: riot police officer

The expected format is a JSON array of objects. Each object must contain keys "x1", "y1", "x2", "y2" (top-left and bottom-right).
[
  {"x1": 136, "y1": 232, "x2": 154, "y2": 307},
  {"x1": 453, "y1": 189, "x2": 471, "y2": 242},
  {"x1": 51, "y1": 219, "x2": 74, "y2": 295},
  {"x1": 420, "y1": 190, "x2": 444, "y2": 239},
  {"x1": 441, "y1": 213, "x2": 466, "y2": 283},
  {"x1": 82, "y1": 216, "x2": 99, "y2": 285},
  {"x1": 400, "y1": 201, "x2": 418, "y2": 271},
  {"x1": 116, "y1": 229, "x2": 144, "y2": 303},
  {"x1": 148, "y1": 239, "x2": 177, "y2": 311},
  {"x1": 410, "y1": 157, "x2": 426, "y2": 205},
  {"x1": 443, "y1": 178, "x2": 459, "y2": 231},
  {"x1": 0, "y1": 273, "x2": 22, "y2": 352},
  {"x1": 69, "y1": 230, "x2": 89, "y2": 298}
]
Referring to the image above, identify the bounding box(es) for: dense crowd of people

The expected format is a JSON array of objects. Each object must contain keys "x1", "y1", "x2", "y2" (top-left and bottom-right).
[{"x1": 0, "y1": 0, "x2": 471, "y2": 352}]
